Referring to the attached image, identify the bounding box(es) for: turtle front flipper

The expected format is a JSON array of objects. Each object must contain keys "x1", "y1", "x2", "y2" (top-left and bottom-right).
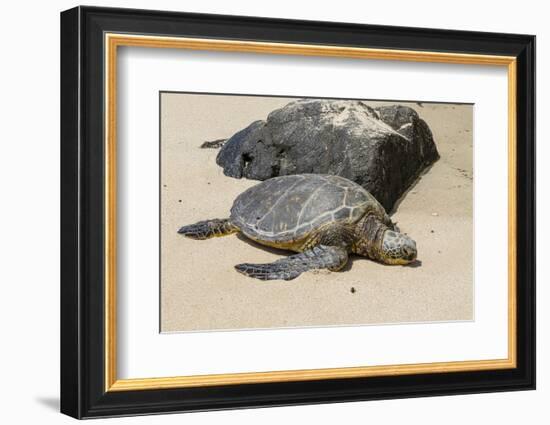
[
  {"x1": 235, "y1": 245, "x2": 348, "y2": 281},
  {"x1": 178, "y1": 218, "x2": 239, "y2": 239}
]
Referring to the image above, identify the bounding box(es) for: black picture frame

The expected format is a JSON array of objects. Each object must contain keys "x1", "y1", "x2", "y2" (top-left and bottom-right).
[{"x1": 61, "y1": 5, "x2": 535, "y2": 419}]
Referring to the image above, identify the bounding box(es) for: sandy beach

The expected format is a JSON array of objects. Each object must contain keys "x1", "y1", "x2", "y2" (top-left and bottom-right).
[{"x1": 160, "y1": 93, "x2": 473, "y2": 332}]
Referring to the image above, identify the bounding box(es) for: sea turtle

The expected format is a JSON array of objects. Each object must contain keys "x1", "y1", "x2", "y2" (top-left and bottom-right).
[{"x1": 178, "y1": 174, "x2": 417, "y2": 280}]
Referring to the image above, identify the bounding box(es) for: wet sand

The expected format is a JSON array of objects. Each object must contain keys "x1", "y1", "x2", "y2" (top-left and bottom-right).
[{"x1": 160, "y1": 93, "x2": 473, "y2": 332}]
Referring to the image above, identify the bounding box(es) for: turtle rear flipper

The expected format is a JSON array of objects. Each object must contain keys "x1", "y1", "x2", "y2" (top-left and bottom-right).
[
  {"x1": 235, "y1": 245, "x2": 348, "y2": 281},
  {"x1": 178, "y1": 218, "x2": 238, "y2": 239}
]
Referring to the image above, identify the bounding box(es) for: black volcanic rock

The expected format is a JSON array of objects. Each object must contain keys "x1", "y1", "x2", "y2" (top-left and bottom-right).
[{"x1": 216, "y1": 100, "x2": 439, "y2": 212}]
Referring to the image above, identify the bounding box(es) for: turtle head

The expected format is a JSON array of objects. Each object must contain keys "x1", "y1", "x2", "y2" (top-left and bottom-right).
[
  {"x1": 378, "y1": 230, "x2": 417, "y2": 265},
  {"x1": 354, "y1": 215, "x2": 417, "y2": 265}
]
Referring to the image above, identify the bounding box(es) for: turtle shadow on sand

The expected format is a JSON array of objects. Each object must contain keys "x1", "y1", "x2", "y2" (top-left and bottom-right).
[{"x1": 404, "y1": 259, "x2": 423, "y2": 268}]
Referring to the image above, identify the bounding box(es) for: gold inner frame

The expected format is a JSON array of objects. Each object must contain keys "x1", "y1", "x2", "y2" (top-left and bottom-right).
[{"x1": 104, "y1": 33, "x2": 517, "y2": 392}]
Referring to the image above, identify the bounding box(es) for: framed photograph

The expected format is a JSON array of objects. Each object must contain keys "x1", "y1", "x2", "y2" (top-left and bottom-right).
[{"x1": 60, "y1": 6, "x2": 535, "y2": 419}]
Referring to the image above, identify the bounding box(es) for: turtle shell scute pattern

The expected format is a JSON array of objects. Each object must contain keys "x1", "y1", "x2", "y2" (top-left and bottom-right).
[{"x1": 230, "y1": 174, "x2": 384, "y2": 244}]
